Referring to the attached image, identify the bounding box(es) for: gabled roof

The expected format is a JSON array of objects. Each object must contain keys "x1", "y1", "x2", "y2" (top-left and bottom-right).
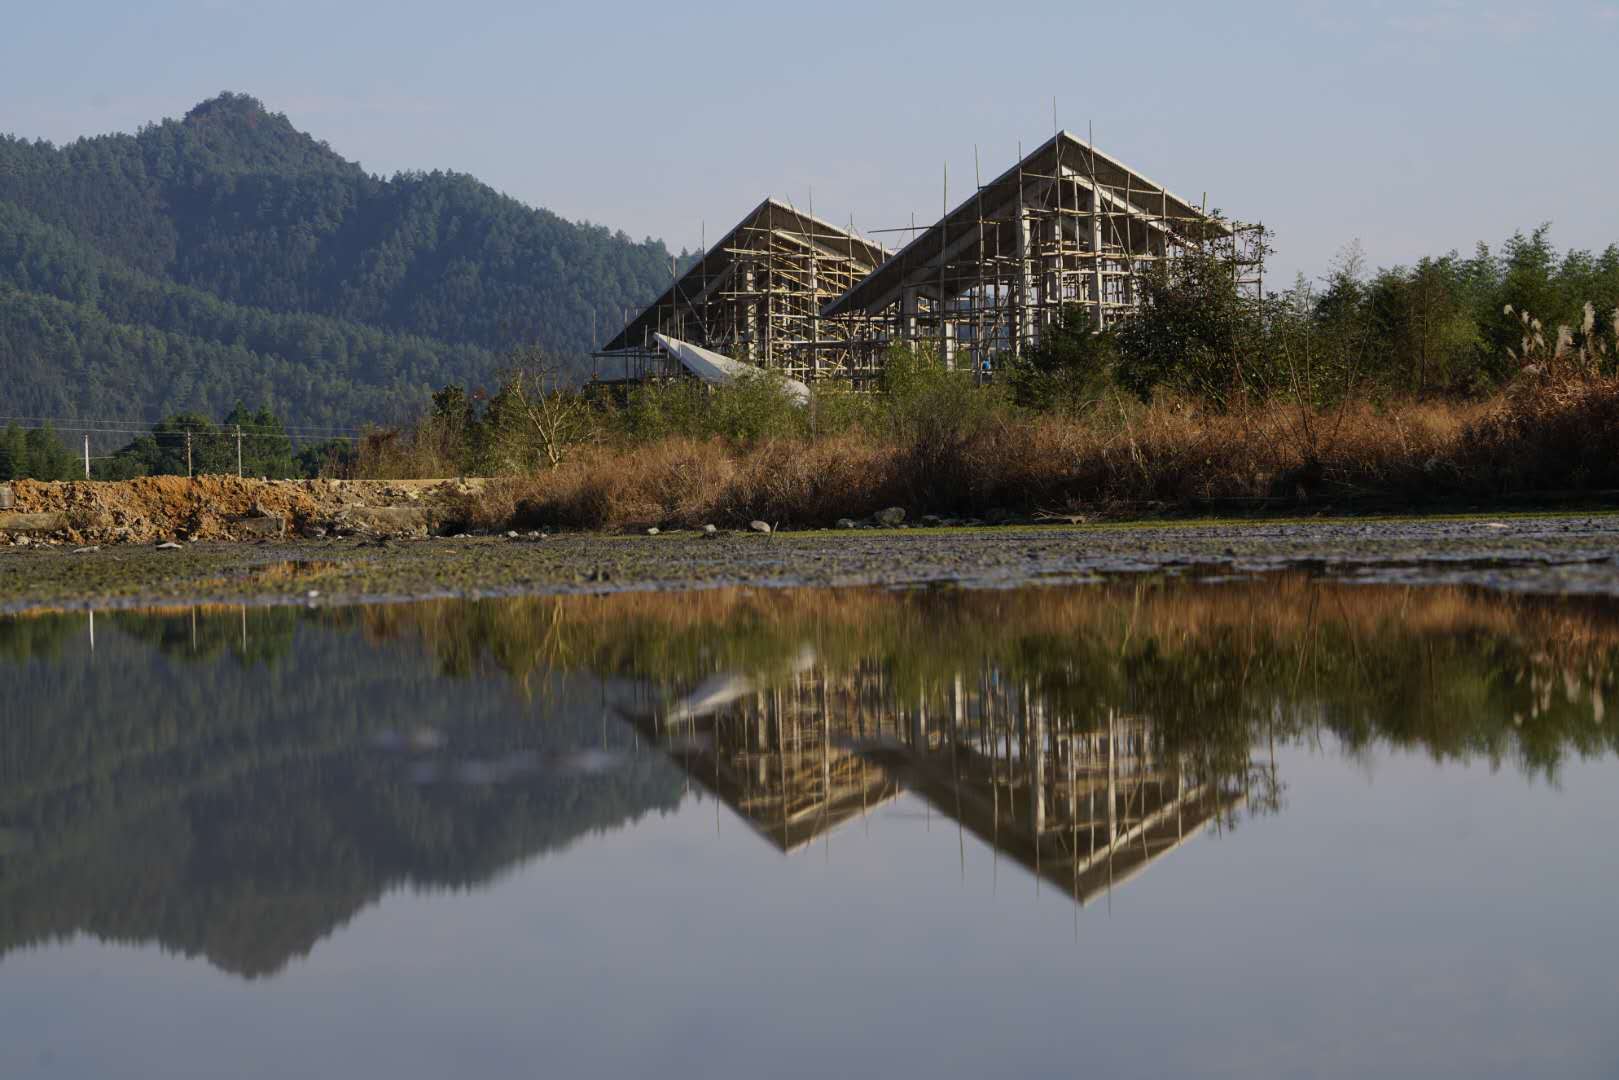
[
  {"x1": 602, "y1": 198, "x2": 888, "y2": 353},
  {"x1": 824, "y1": 131, "x2": 1225, "y2": 317},
  {"x1": 871, "y1": 745, "x2": 1245, "y2": 906}
]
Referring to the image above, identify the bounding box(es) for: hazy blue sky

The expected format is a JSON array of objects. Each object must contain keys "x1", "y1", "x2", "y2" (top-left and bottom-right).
[{"x1": 4, "y1": 0, "x2": 1616, "y2": 282}]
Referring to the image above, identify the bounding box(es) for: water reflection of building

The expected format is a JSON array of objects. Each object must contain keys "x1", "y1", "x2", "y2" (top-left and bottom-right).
[
  {"x1": 615, "y1": 653, "x2": 903, "y2": 852},
  {"x1": 619, "y1": 659, "x2": 1258, "y2": 904}
]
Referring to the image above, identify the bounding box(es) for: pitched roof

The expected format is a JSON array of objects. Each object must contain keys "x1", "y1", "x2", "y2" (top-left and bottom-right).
[
  {"x1": 601, "y1": 198, "x2": 888, "y2": 353},
  {"x1": 824, "y1": 131, "x2": 1225, "y2": 318}
]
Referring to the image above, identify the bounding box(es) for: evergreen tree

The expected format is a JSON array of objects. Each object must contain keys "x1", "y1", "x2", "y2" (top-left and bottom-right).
[
  {"x1": 21, "y1": 424, "x2": 73, "y2": 480},
  {"x1": 223, "y1": 402, "x2": 295, "y2": 477},
  {"x1": 0, "y1": 423, "x2": 27, "y2": 481}
]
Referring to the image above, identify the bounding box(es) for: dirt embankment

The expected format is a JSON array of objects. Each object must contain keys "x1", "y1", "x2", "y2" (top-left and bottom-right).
[{"x1": 0, "y1": 477, "x2": 489, "y2": 546}]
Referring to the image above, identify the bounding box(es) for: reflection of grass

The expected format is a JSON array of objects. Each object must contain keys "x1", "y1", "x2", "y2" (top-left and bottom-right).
[
  {"x1": 113, "y1": 606, "x2": 303, "y2": 666},
  {"x1": 357, "y1": 578, "x2": 1619, "y2": 780},
  {"x1": 0, "y1": 613, "x2": 79, "y2": 662}
]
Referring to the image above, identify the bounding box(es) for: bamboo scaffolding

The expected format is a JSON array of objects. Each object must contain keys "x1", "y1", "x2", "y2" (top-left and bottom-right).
[
  {"x1": 598, "y1": 133, "x2": 1263, "y2": 390},
  {"x1": 621, "y1": 661, "x2": 1256, "y2": 902}
]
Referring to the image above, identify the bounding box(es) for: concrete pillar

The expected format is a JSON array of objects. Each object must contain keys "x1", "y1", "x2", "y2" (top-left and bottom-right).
[
  {"x1": 741, "y1": 263, "x2": 758, "y2": 361},
  {"x1": 1041, "y1": 216, "x2": 1061, "y2": 336},
  {"x1": 1015, "y1": 205, "x2": 1034, "y2": 351},
  {"x1": 1032, "y1": 699, "x2": 1046, "y2": 835},
  {"x1": 1089, "y1": 189, "x2": 1106, "y2": 330}
]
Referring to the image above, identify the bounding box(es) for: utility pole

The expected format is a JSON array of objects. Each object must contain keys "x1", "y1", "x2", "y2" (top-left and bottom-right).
[
  {"x1": 83, "y1": 434, "x2": 90, "y2": 479},
  {"x1": 236, "y1": 424, "x2": 243, "y2": 478},
  {"x1": 185, "y1": 430, "x2": 193, "y2": 479}
]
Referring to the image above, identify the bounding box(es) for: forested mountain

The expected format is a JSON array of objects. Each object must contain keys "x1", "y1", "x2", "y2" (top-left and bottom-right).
[{"x1": 0, "y1": 92, "x2": 679, "y2": 430}]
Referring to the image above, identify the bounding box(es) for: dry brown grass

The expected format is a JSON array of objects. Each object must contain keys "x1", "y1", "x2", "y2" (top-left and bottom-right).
[
  {"x1": 429, "y1": 382, "x2": 1617, "y2": 531},
  {"x1": 350, "y1": 427, "x2": 462, "y2": 481},
  {"x1": 1455, "y1": 376, "x2": 1619, "y2": 494}
]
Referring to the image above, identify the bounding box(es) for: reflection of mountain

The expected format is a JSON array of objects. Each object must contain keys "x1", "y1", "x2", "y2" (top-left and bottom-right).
[
  {"x1": 0, "y1": 610, "x2": 682, "y2": 977},
  {"x1": 3, "y1": 576, "x2": 1617, "y2": 973}
]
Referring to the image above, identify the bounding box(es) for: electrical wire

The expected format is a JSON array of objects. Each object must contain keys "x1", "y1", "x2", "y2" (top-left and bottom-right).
[{"x1": 0, "y1": 414, "x2": 368, "y2": 438}]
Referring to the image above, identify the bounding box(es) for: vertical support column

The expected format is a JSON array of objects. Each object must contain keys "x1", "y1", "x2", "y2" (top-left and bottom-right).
[
  {"x1": 973, "y1": 145, "x2": 986, "y2": 383},
  {"x1": 807, "y1": 241, "x2": 820, "y2": 379},
  {"x1": 901, "y1": 287, "x2": 919, "y2": 345},
  {"x1": 1106, "y1": 708, "x2": 1117, "y2": 844},
  {"x1": 1032, "y1": 697, "x2": 1046, "y2": 835},
  {"x1": 756, "y1": 707, "x2": 769, "y2": 787},
  {"x1": 1089, "y1": 187, "x2": 1106, "y2": 330},
  {"x1": 741, "y1": 263, "x2": 758, "y2": 362},
  {"x1": 761, "y1": 258, "x2": 773, "y2": 368},
  {"x1": 1015, "y1": 199, "x2": 1033, "y2": 352},
  {"x1": 1041, "y1": 214, "x2": 1060, "y2": 336}
]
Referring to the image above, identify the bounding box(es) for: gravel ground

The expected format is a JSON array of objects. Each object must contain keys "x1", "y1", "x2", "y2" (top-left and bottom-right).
[{"x1": 3, "y1": 512, "x2": 1618, "y2": 613}]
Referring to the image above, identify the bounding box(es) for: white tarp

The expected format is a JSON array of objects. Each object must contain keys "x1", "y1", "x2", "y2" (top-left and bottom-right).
[
  {"x1": 655, "y1": 646, "x2": 818, "y2": 727},
  {"x1": 652, "y1": 333, "x2": 811, "y2": 406}
]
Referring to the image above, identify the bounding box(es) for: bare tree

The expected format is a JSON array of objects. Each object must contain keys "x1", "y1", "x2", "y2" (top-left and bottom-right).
[{"x1": 497, "y1": 346, "x2": 598, "y2": 470}]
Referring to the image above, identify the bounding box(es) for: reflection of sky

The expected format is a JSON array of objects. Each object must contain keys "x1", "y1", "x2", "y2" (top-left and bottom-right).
[{"x1": 3, "y1": 742, "x2": 1616, "y2": 1080}]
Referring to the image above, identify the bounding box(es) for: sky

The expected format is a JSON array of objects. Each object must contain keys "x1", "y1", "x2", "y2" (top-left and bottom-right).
[{"x1": 3, "y1": 0, "x2": 1617, "y2": 284}]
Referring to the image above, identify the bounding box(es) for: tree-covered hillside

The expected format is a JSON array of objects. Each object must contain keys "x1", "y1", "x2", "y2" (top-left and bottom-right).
[{"x1": 0, "y1": 92, "x2": 680, "y2": 430}]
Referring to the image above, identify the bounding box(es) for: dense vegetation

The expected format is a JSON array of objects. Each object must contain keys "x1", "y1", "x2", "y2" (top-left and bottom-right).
[
  {"x1": 0, "y1": 92, "x2": 680, "y2": 436},
  {"x1": 1092, "y1": 229, "x2": 1619, "y2": 405},
  {"x1": 341, "y1": 225, "x2": 1619, "y2": 524},
  {"x1": 0, "y1": 404, "x2": 317, "y2": 480}
]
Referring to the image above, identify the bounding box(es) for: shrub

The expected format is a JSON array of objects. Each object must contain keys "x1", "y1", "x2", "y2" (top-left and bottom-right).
[
  {"x1": 1001, "y1": 306, "x2": 1118, "y2": 412},
  {"x1": 1115, "y1": 247, "x2": 1268, "y2": 404},
  {"x1": 617, "y1": 372, "x2": 807, "y2": 443}
]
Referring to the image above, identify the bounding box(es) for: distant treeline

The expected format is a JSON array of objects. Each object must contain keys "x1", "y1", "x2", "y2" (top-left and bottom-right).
[{"x1": 0, "y1": 405, "x2": 348, "y2": 481}]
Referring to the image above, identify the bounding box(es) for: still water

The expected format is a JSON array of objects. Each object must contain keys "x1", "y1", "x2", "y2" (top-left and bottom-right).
[{"x1": 2, "y1": 577, "x2": 1617, "y2": 1079}]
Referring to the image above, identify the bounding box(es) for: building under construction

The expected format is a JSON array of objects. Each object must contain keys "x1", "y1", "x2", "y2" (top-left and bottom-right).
[
  {"x1": 595, "y1": 133, "x2": 1263, "y2": 388},
  {"x1": 597, "y1": 198, "x2": 890, "y2": 386}
]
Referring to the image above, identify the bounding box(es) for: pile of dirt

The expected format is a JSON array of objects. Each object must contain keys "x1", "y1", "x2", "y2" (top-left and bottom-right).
[{"x1": 2, "y1": 477, "x2": 485, "y2": 545}]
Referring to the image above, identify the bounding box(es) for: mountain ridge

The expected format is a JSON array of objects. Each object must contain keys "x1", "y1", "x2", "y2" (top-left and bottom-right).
[{"x1": 0, "y1": 92, "x2": 675, "y2": 432}]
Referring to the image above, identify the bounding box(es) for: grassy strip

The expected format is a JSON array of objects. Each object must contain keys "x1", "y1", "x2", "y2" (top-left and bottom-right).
[{"x1": 431, "y1": 379, "x2": 1619, "y2": 533}]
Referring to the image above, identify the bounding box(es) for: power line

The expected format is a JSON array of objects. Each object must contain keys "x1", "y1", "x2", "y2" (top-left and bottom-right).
[
  {"x1": 0, "y1": 414, "x2": 369, "y2": 438},
  {"x1": 0, "y1": 421, "x2": 359, "y2": 442},
  {"x1": 0, "y1": 409, "x2": 369, "y2": 431}
]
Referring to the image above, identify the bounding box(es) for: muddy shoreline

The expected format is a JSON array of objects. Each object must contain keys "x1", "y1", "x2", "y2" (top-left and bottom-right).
[{"x1": 4, "y1": 513, "x2": 1618, "y2": 614}]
